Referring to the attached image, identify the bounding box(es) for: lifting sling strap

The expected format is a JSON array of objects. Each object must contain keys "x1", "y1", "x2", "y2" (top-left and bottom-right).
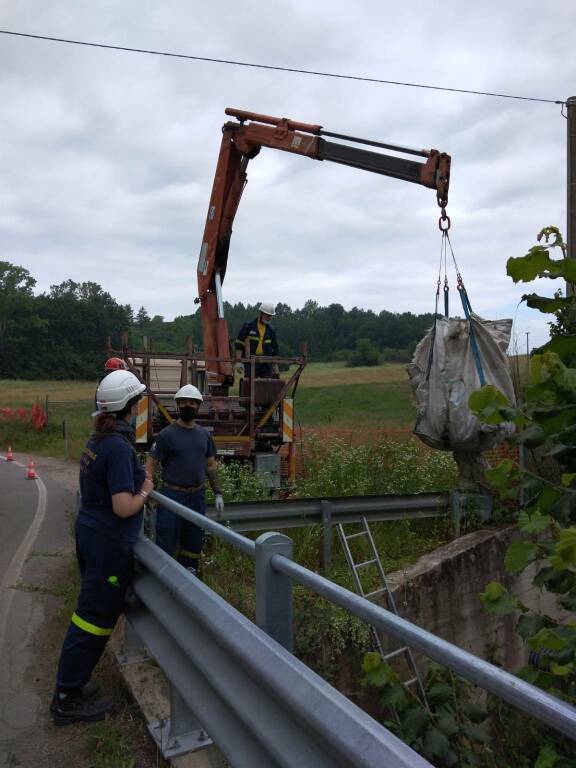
[{"x1": 426, "y1": 232, "x2": 486, "y2": 386}]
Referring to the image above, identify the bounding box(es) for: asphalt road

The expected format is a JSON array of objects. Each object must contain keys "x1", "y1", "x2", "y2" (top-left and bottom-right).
[{"x1": 0, "y1": 454, "x2": 76, "y2": 766}]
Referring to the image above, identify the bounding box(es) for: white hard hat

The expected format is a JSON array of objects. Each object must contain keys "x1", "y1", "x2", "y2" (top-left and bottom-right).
[
  {"x1": 174, "y1": 384, "x2": 203, "y2": 402},
  {"x1": 94, "y1": 370, "x2": 146, "y2": 415},
  {"x1": 258, "y1": 302, "x2": 275, "y2": 317}
]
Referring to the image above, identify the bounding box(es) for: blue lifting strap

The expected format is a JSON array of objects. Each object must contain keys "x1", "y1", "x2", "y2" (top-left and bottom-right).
[{"x1": 458, "y1": 282, "x2": 486, "y2": 387}]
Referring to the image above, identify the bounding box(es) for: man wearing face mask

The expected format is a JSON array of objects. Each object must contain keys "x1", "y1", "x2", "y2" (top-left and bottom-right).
[
  {"x1": 235, "y1": 302, "x2": 279, "y2": 379},
  {"x1": 145, "y1": 385, "x2": 224, "y2": 576}
]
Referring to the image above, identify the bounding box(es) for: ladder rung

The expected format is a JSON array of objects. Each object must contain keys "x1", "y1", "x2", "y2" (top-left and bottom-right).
[
  {"x1": 345, "y1": 531, "x2": 369, "y2": 541},
  {"x1": 364, "y1": 588, "x2": 387, "y2": 599},
  {"x1": 383, "y1": 646, "x2": 408, "y2": 662},
  {"x1": 404, "y1": 677, "x2": 418, "y2": 687},
  {"x1": 354, "y1": 558, "x2": 377, "y2": 569}
]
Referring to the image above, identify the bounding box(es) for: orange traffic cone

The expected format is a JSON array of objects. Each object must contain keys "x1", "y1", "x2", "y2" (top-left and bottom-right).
[
  {"x1": 6, "y1": 445, "x2": 14, "y2": 462},
  {"x1": 27, "y1": 460, "x2": 37, "y2": 480}
]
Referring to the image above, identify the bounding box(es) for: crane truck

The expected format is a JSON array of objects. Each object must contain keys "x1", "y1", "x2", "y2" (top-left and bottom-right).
[{"x1": 108, "y1": 108, "x2": 451, "y2": 485}]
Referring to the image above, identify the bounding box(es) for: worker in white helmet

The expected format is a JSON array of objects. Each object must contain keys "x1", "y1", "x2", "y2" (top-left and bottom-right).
[
  {"x1": 145, "y1": 384, "x2": 224, "y2": 576},
  {"x1": 234, "y1": 302, "x2": 280, "y2": 378},
  {"x1": 52, "y1": 370, "x2": 153, "y2": 725}
]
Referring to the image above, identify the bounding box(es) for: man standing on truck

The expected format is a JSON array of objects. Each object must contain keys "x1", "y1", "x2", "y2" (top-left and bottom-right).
[
  {"x1": 145, "y1": 384, "x2": 225, "y2": 576},
  {"x1": 234, "y1": 302, "x2": 279, "y2": 379}
]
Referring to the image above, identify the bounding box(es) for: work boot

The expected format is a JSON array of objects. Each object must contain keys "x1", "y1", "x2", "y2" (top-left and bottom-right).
[
  {"x1": 81, "y1": 679, "x2": 100, "y2": 699},
  {"x1": 50, "y1": 690, "x2": 114, "y2": 726}
]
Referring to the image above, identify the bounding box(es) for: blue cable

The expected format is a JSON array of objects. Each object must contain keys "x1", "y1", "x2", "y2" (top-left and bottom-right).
[{"x1": 458, "y1": 285, "x2": 486, "y2": 387}]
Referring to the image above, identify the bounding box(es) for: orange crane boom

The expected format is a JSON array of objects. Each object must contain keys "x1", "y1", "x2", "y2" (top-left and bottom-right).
[{"x1": 197, "y1": 108, "x2": 451, "y2": 385}]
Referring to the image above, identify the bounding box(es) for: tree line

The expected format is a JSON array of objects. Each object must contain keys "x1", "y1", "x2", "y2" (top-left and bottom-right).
[{"x1": 0, "y1": 261, "x2": 436, "y2": 379}]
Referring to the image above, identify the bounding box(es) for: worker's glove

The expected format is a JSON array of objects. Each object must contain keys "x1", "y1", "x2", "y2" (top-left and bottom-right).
[
  {"x1": 235, "y1": 362, "x2": 244, "y2": 377},
  {"x1": 214, "y1": 493, "x2": 225, "y2": 517}
]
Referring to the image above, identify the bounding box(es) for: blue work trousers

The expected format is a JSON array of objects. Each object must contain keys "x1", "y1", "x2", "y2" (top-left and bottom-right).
[
  {"x1": 56, "y1": 521, "x2": 133, "y2": 693},
  {"x1": 155, "y1": 487, "x2": 206, "y2": 573},
  {"x1": 243, "y1": 362, "x2": 275, "y2": 378}
]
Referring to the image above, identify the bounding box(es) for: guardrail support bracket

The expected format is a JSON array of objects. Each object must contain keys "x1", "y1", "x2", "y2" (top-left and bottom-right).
[{"x1": 148, "y1": 686, "x2": 213, "y2": 759}]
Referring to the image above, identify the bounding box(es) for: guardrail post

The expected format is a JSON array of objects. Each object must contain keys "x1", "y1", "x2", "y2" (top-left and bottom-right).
[
  {"x1": 118, "y1": 617, "x2": 147, "y2": 665},
  {"x1": 449, "y1": 491, "x2": 461, "y2": 537},
  {"x1": 320, "y1": 500, "x2": 332, "y2": 572},
  {"x1": 450, "y1": 490, "x2": 492, "y2": 537},
  {"x1": 255, "y1": 532, "x2": 293, "y2": 652}
]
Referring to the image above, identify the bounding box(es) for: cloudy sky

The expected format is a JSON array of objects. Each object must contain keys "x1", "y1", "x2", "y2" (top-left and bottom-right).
[{"x1": 1, "y1": 1, "x2": 574, "y2": 350}]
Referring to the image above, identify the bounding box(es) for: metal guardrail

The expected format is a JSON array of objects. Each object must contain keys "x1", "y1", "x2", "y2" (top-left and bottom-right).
[
  {"x1": 205, "y1": 491, "x2": 451, "y2": 531},
  {"x1": 129, "y1": 537, "x2": 433, "y2": 767},
  {"x1": 203, "y1": 490, "x2": 483, "y2": 570},
  {"x1": 124, "y1": 491, "x2": 576, "y2": 764}
]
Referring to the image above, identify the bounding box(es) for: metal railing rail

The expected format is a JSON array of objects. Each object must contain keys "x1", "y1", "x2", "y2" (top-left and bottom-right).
[
  {"x1": 129, "y1": 490, "x2": 576, "y2": 762},
  {"x1": 271, "y1": 555, "x2": 576, "y2": 740},
  {"x1": 204, "y1": 491, "x2": 451, "y2": 531},
  {"x1": 130, "y1": 537, "x2": 434, "y2": 767}
]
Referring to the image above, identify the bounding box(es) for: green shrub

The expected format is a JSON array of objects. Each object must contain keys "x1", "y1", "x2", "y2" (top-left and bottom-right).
[{"x1": 346, "y1": 338, "x2": 380, "y2": 367}]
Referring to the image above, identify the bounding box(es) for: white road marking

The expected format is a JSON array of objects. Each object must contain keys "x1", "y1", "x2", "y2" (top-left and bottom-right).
[{"x1": 0, "y1": 457, "x2": 48, "y2": 654}]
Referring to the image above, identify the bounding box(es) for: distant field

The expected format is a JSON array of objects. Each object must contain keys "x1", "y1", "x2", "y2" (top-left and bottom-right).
[
  {"x1": 286, "y1": 361, "x2": 408, "y2": 388},
  {"x1": 287, "y1": 363, "x2": 414, "y2": 428},
  {"x1": 0, "y1": 380, "x2": 94, "y2": 460},
  {"x1": 0, "y1": 379, "x2": 94, "y2": 407},
  {"x1": 296, "y1": 383, "x2": 414, "y2": 428},
  {"x1": 0, "y1": 364, "x2": 415, "y2": 458}
]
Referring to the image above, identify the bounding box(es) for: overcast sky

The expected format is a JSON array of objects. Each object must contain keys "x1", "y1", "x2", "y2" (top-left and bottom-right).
[{"x1": 1, "y1": 1, "x2": 574, "y2": 351}]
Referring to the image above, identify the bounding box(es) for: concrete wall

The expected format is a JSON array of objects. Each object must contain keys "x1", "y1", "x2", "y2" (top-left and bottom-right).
[{"x1": 383, "y1": 526, "x2": 566, "y2": 670}]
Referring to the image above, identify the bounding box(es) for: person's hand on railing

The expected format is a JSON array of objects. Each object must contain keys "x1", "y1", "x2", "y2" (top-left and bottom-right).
[{"x1": 139, "y1": 477, "x2": 154, "y2": 499}]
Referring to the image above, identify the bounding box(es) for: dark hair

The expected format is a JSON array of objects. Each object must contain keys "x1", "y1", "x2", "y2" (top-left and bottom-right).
[
  {"x1": 93, "y1": 395, "x2": 141, "y2": 438},
  {"x1": 93, "y1": 413, "x2": 117, "y2": 437}
]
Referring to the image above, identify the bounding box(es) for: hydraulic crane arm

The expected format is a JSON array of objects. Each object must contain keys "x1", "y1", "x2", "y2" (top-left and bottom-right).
[{"x1": 197, "y1": 108, "x2": 451, "y2": 384}]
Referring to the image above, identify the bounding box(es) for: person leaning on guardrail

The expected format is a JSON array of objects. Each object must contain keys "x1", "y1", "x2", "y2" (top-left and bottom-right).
[
  {"x1": 145, "y1": 384, "x2": 224, "y2": 577},
  {"x1": 51, "y1": 370, "x2": 154, "y2": 726}
]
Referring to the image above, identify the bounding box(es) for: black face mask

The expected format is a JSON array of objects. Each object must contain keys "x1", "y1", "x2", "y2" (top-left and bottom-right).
[{"x1": 179, "y1": 405, "x2": 198, "y2": 423}]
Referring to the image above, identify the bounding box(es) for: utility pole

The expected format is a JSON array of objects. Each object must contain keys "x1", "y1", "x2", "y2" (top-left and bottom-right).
[
  {"x1": 525, "y1": 331, "x2": 530, "y2": 358},
  {"x1": 567, "y1": 96, "x2": 576, "y2": 296}
]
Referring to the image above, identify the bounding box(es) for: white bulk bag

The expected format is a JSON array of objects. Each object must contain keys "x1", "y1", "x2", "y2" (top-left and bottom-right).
[{"x1": 407, "y1": 314, "x2": 515, "y2": 481}]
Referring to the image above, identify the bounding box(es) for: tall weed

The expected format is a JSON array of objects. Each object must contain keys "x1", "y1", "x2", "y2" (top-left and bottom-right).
[
  {"x1": 205, "y1": 440, "x2": 459, "y2": 685},
  {"x1": 296, "y1": 437, "x2": 457, "y2": 497}
]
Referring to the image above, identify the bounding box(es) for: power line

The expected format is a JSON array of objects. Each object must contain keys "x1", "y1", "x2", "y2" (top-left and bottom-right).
[{"x1": 0, "y1": 29, "x2": 565, "y2": 106}]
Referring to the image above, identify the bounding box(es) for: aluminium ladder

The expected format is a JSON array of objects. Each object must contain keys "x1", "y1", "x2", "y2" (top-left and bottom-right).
[{"x1": 337, "y1": 516, "x2": 428, "y2": 709}]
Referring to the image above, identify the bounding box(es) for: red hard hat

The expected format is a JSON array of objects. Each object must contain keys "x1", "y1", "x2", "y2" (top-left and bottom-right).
[{"x1": 104, "y1": 357, "x2": 128, "y2": 371}]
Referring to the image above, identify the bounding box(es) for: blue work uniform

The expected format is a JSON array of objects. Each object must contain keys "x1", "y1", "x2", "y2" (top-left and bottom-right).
[
  {"x1": 55, "y1": 423, "x2": 145, "y2": 694},
  {"x1": 235, "y1": 317, "x2": 279, "y2": 378},
  {"x1": 150, "y1": 422, "x2": 216, "y2": 573}
]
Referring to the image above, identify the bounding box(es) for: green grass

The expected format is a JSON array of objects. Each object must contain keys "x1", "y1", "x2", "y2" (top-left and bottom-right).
[
  {"x1": 291, "y1": 361, "x2": 408, "y2": 388},
  {"x1": 0, "y1": 379, "x2": 95, "y2": 405},
  {"x1": 85, "y1": 720, "x2": 139, "y2": 768},
  {"x1": 296, "y1": 382, "x2": 415, "y2": 427}
]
